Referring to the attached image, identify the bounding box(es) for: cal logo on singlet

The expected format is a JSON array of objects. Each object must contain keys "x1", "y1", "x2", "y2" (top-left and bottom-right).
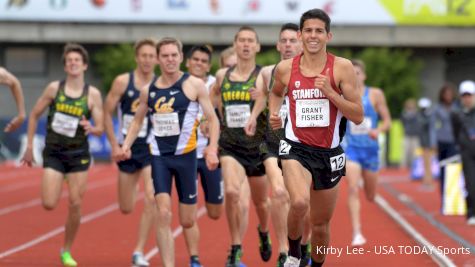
[
  {"x1": 285, "y1": 53, "x2": 346, "y2": 148},
  {"x1": 117, "y1": 72, "x2": 155, "y2": 145},
  {"x1": 148, "y1": 73, "x2": 199, "y2": 156}
]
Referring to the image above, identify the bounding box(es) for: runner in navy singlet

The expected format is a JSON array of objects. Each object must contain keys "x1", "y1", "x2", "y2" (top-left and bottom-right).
[
  {"x1": 103, "y1": 38, "x2": 158, "y2": 266},
  {"x1": 119, "y1": 37, "x2": 220, "y2": 267}
]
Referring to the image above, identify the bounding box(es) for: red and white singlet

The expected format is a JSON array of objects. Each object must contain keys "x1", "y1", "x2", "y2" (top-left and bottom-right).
[{"x1": 285, "y1": 53, "x2": 345, "y2": 149}]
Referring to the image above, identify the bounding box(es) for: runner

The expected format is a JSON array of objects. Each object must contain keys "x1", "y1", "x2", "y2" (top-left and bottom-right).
[
  {"x1": 119, "y1": 37, "x2": 220, "y2": 267},
  {"x1": 103, "y1": 38, "x2": 158, "y2": 266},
  {"x1": 21, "y1": 43, "x2": 104, "y2": 267},
  {"x1": 183, "y1": 44, "x2": 223, "y2": 267},
  {"x1": 344, "y1": 59, "x2": 391, "y2": 247},
  {"x1": 244, "y1": 22, "x2": 311, "y2": 267},
  {"x1": 211, "y1": 26, "x2": 272, "y2": 267},
  {"x1": 268, "y1": 9, "x2": 363, "y2": 267}
]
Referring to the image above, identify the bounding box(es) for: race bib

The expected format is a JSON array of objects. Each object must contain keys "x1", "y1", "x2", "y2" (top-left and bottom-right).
[
  {"x1": 122, "y1": 114, "x2": 148, "y2": 138},
  {"x1": 349, "y1": 117, "x2": 372, "y2": 135},
  {"x1": 279, "y1": 139, "x2": 292, "y2": 155},
  {"x1": 51, "y1": 112, "x2": 79, "y2": 138},
  {"x1": 152, "y1": 112, "x2": 180, "y2": 137},
  {"x1": 329, "y1": 152, "x2": 346, "y2": 172},
  {"x1": 279, "y1": 104, "x2": 288, "y2": 128},
  {"x1": 225, "y1": 104, "x2": 250, "y2": 128},
  {"x1": 295, "y1": 99, "x2": 330, "y2": 127}
]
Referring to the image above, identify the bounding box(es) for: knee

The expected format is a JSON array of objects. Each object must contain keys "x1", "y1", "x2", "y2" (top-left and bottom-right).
[
  {"x1": 254, "y1": 197, "x2": 270, "y2": 211},
  {"x1": 272, "y1": 186, "x2": 289, "y2": 205},
  {"x1": 156, "y1": 207, "x2": 172, "y2": 224},
  {"x1": 225, "y1": 188, "x2": 240, "y2": 204},
  {"x1": 180, "y1": 217, "x2": 195, "y2": 229},
  {"x1": 42, "y1": 200, "x2": 57, "y2": 211},
  {"x1": 311, "y1": 222, "x2": 329, "y2": 237},
  {"x1": 119, "y1": 204, "x2": 134, "y2": 215},
  {"x1": 68, "y1": 198, "x2": 82, "y2": 211},
  {"x1": 365, "y1": 192, "x2": 376, "y2": 202},
  {"x1": 290, "y1": 199, "x2": 309, "y2": 217},
  {"x1": 207, "y1": 208, "x2": 222, "y2": 220},
  {"x1": 348, "y1": 185, "x2": 359, "y2": 198}
]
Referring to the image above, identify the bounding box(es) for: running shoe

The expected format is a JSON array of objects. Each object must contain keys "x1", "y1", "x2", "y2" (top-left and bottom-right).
[
  {"x1": 132, "y1": 252, "x2": 149, "y2": 267},
  {"x1": 300, "y1": 244, "x2": 311, "y2": 267},
  {"x1": 283, "y1": 256, "x2": 300, "y2": 267},
  {"x1": 61, "y1": 251, "x2": 77, "y2": 267},
  {"x1": 258, "y1": 225, "x2": 272, "y2": 261},
  {"x1": 225, "y1": 246, "x2": 243, "y2": 267},
  {"x1": 351, "y1": 233, "x2": 367, "y2": 247},
  {"x1": 190, "y1": 255, "x2": 203, "y2": 267},
  {"x1": 277, "y1": 252, "x2": 287, "y2": 267}
]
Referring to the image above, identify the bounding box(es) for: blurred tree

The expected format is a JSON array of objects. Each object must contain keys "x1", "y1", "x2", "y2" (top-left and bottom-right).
[
  {"x1": 93, "y1": 44, "x2": 136, "y2": 93},
  {"x1": 354, "y1": 48, "x2": 423, "y2": 118}
]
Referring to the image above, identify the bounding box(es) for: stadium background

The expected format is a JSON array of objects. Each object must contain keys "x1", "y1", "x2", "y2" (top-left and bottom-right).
[{"x1": 1, "y1": 0, "x2": 475, "y2": 164}]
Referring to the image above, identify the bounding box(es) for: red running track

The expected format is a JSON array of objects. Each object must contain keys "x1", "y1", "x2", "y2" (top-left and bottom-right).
[{"x1": 0, "y1": 164, "x2": 437, "y2": 266}]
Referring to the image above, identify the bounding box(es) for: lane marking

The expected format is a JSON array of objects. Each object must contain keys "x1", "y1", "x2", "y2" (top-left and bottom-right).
[
  {"x1": 0, "y1": 194, "x2": 142, "y2": 259},
  {"x1": 382, "y1": 182, "x2": 475, "y2": 254},
  {"x1": 375, "y1": 194, "x2": 456, "y2": 267},
  {"x1": 0, "y1": 178, "x2": 115, "y2": 216}
]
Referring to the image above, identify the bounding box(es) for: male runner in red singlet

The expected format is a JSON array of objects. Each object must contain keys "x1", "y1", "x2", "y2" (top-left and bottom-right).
[{"x1": 268, "y1": 8, "x2": 363, "y2": 267}]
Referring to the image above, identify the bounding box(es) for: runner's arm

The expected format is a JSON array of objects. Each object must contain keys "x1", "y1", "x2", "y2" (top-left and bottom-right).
[
  {"x1": 86, "y1": 87, "x2": 104, "y2": 136},
  {"x1": 196, "y1": 78, "x2": 220, "y2": 170},
  {"x1": 0, "y1": 68, "x2": 26, "y2": 132},
  {"x1": 319, "y1": 59, "x2": 363, "y2": 124},
  {"x1": 21, "y1": 82, "x2": 57, "y2": 165},
  {"x1": 268, "y1": 62, "x2": 287, "y2": 129},
  {"x1": 122, "y1": 86, "x2": 149, "y2": 152},
  {"x1": 374, "y1": 88, "x2": 391, "y2": 133},
  {"x1": 104, "y1": 75, "x2": 127, "y2": 149}
]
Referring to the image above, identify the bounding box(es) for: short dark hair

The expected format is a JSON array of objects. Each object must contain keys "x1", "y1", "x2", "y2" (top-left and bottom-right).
[
  {"x1": 280, "y1": 23, "x2": 299, "y2": 34},
  {"x1": 62, "y1": 43, "x2": 89, "y2": 65},
  {"x1": 300, "y1": 8, "x2": 331, "y2": 33},
  {"x1": 186, "y1": 45, "x2": 213, "y2": 62},
  {"x1": 234, "y1": 26, "x2": 260, "y2": 43}
]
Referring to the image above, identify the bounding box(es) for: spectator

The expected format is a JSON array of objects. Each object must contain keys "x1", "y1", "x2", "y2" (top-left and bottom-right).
[
  {"x1": 450, "y1": 80, "x2": 475, "y2": 225},
  {"x1": 418, "y1": 97, "x2": 436, "y2": 189},
  {"x1": 432, "y1": 83, "x2": 458, "y2": 201},
  {"x1": 401, "y1": 98, "x2": 420, "y2": 169}
]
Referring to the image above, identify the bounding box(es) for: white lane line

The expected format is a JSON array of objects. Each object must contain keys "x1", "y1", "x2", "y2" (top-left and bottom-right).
[
  {"x1": 0, "y1": 178, "x2": 115, "y2": 216},
  {"x1": 375, "y1": 195, "x2": 456, "y2": 267},
  {"x1": 0, "y1": 195, "x2": 136, "y2": 259},
  {"x1": 144, "y1": 206, "x2": 207, "y2": 261}
]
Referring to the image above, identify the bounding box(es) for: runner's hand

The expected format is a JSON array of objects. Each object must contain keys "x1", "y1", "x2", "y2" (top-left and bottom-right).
[
  {"x1": 249, "y1": 87, "x2": 261, "y2": 100},
  {"x1": 204, "y1": 145, "x2": 219, "y2": 170},
  {"x1": 21, "y1": 147, "x2": 34, "y2": 167},
  {"x1": 269, "y1": 112, "x2": 282, "y2": 130},
  {"x1": 4, "y1": 115, "x2": 25, "y2": 133},
  {"x1": 368, "y1": 129, "x2": 379, "y2": 140},
  {"x1": 117, "y1": 144, "x2": 132, "y2": 161},
  {"x1": 79, "y1": 115, "x2": 92, "y2": 135},
  {"x1": 315, "y1": 68, "x2": 333, "y2": 97},
  {"x1": 244, "y1": 116, "x2": 256, "y2": 136},
  {"x1": 111, "y1": 144, "x2": 123, "y2": 162}
]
